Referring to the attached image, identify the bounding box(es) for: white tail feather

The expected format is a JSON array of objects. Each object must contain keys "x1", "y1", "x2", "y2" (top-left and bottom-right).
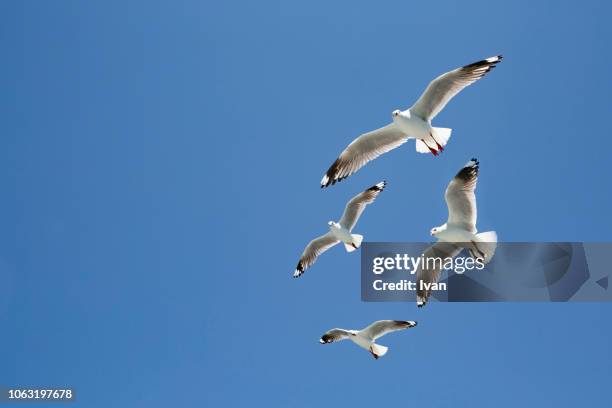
[
  {"x1": 473, "y1": 231, "x2": 497, "y2": 264},
  {"x1": 415, "y1": 139, "x2": 431, "y2": 153},
  {"x1": 370, "y1": 343, "x2": 388, "y2": 358},
  {"x1": 415, "y1": 127, "x2": 452, "y2": 154},
  {"x1": 432, "y1": 127, "x2": 452, "y2": 147},
  {"x1": 344, "y1": 234, "x2": 363, "y2": 252},
  {"x1": 344, "y1": 243, "x2": 357, "y2": 252}
]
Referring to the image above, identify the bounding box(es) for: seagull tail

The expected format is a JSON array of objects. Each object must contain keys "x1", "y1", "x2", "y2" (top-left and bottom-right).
[
  {"x1": 415, "y1": 139, "x2": 434, "y2": 154},
  {"x1": 415, "y1": 127, "x2": 452, "y2": 155},
  {"x1": 343, "y1": 234, "x2": 363, "y2": 252},
  {"x1": 370, "y1": 343, "x2": 388, "y2": 358},
  {"x1": 432, "y1": 127, "x2": 452, "y2": 150},
  {"x1": 473, "y1": 231, "x2": 498, "y2": 264},
  {"x1": 416, "y1": 295, "x2": 427, "y2": 308}
]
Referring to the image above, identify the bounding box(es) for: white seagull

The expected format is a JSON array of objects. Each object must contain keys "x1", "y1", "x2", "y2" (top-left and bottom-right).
[
  {"x1": 321, "y1": 56, "x2": 503, "y2": 187},
  {"x1": 293, "y1": 181, "x2": 386, "y2": 278},
  {"x1": 320, "y1": 320, "x2": 417, "y2": 359},
  {"x1": 416, "y1": 158, "x2": 497, "y2": 307}
]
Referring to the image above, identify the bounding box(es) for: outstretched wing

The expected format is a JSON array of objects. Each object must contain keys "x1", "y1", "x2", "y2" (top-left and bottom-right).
[
  {"x1": 293, "y1": 232, "x2": 340, "y2": 278},
  {"x1": 361, "y1": 320, "x2": 417, "y2": 341},
  {"x1": 320, "y1": 328, "x2": 352, "y2": 344},
  {"x1": 321, "y1": 124, "x2": 407, "y2": 188},
  {"x1": 415, "y1": 241, "x2": 463, "y2": 307},
  {"x1": 445, "y1": 158, "x2": 479, "y2": 233},
  {"x1": 338, "y1": 181, "x2": 386, "y2": 231},
  {"x1": 410, "y1": 56, "x2": 502, "y2": 121}
]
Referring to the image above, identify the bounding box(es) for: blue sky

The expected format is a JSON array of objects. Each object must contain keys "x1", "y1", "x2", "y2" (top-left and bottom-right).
[{"x1": 2, "y1": 0, "x2": 612, "y2": 406}]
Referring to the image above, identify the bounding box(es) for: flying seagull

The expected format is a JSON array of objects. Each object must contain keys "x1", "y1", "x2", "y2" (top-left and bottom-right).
[
  {"x1": 320, "y1": 320, "x2": 417, "y2": 359},
  {"x1": 416, "y1": 158, "x2": 497, "y2": 307},
  {"x1": 321, "y1": 55, "x2": 503, "y2": 188},
  {"x1": 293, "y1": 181, "x2": 386, "y2": 278}
]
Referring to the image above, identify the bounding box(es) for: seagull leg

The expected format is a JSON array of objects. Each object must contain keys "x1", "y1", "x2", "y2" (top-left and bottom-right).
[
  {"x1": 422, "y1": 138, "x2": 439, "y2": 156},
  {"x1": 429, "y1": 132, "x2": 444, "y2": 152},
  {"x1": 369, "y1": 346, "x2": 379, "y2": 360},
  {"x1": 470, "y1": 240, "x2": 486, "y2": 259}
]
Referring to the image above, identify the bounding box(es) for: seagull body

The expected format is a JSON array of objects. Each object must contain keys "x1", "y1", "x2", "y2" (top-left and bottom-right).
[
  {"x1": 392, "y1": 109, "x2": 437, "y2": 149},
  {"x1": 320, "y1": 320, "x2": 417, "y2": 359},
  {"x1": 416, "y1": 158, "x2": 497, "y2": 307},
  {"x1": 327, "y1": 221, "x2": 354, "y2": 244},
  {"x1": 321, "y1": 56, "x2": 503, "y2": 188},
  {"x1": 293, "y1": 181, "x2": 386, "y2": 277},
  {"x1": 433, "y1": 226, "x2": 479, "y2": 243}
]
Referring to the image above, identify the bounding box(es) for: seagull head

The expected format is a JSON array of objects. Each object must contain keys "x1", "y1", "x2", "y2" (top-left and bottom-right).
[
  {"x1": 328, "y1": 221, "x2": 337, "y2": 228},
  {"x1": 430, "y1": 224, "x2": 447, "y2": 236},
  {"x1": 392, "y1": 109, "x2": 401, "y2": 118}
]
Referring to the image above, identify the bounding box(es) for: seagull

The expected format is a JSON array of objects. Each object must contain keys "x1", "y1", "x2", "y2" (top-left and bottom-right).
[
  {"x1": 293, "y1": 181, "x2": 386, "y2": 278},
  {"x1": 320, "y1": 320, "x2": 417, "y2": 359},
  {"x1": 416, "y1": 158, "x2": 497, "y2": 307},
  {"x1": 321, "y1": 56, "x2": 503, "y2": 188}
]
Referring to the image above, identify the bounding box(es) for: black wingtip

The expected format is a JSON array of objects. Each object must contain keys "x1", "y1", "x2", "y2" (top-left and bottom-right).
[
  {"x1": 320, "y1": 334, "x2": 333, "y2": 344},
  {"x1": 398, "y1": 320, "x2": 417, "y2": 328},
  {"x1": 463, "y1": 158, "x2": 479, "y2": 168},
  {"x1": 368, "y1": 180, "x2": 387, "y2": 192},
  {"x1": 293, "y1": 261, "x2": 304, "y2": 278},
  {"x1": 462, "y1": 55, "x2": 503, "y2": 70},
  {"x1": 455, "y1": 158, "x2": 479, "y2": 181},
  {"x1": 321, "y1": 158, "x2": 343, "y2": 188}
]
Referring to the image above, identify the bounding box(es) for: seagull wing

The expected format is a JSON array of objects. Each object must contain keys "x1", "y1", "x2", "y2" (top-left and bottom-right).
[
  {"x1": 415, "y1": 241, "x2": 463, "y2": 307},
  {"x1": 338, "y1": 181, "x2": 386, "y2": 231},
  {"x1": 321, "y1": 123, "x2": 407, "y2": 188},
  {"x1": 320, "y1": 328, "x2": 352, "y2": 344},
  {"x1": 410, "y1": 56, "x2": 502, "y2": 121},
  {"x1": 293, "y1": 232, "x2": 340, "y2": 278},
  {"x1": 445, "y1": 158, "x2": 479, "y2": 233},
  {"x1": 361, "y1": 320, "x2": 417, "y2": 341}
]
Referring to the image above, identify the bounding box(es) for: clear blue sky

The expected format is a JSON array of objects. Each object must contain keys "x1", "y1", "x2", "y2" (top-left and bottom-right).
[{"x1": 2, "y1": 1, "x2": 611, "y2": 406}]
